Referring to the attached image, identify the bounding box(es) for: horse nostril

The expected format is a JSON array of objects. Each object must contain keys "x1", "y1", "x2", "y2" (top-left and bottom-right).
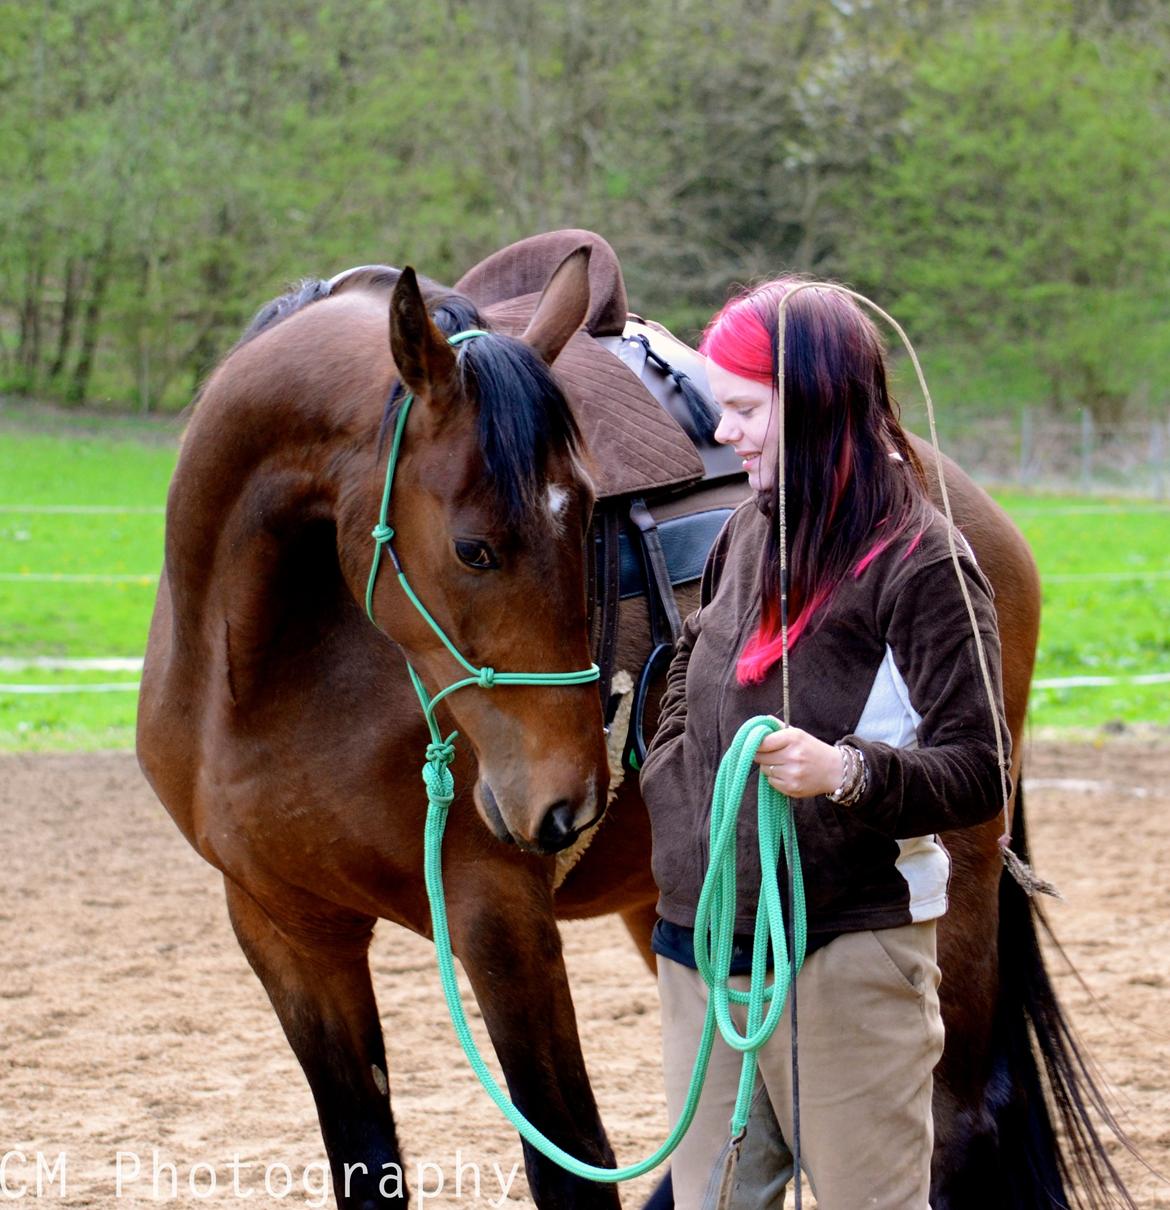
[{"x1": 537, "y1": 799, "x2": 579, "y2": 853}]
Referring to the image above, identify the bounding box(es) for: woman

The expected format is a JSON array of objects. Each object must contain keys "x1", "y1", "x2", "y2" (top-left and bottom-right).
[{"x1": 639, "y1": 277, "x2": 1009, "y2": 1208}]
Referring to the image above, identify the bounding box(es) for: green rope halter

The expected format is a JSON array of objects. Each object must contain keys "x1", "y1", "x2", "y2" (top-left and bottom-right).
[{"x1": 364, "y1": 328, "x2": 601, "y2": 757}]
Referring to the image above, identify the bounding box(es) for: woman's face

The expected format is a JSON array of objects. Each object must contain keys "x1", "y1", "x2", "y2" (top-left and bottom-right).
[{"x1": 708, "y1": 358, "x2": 778, "y2": 492}]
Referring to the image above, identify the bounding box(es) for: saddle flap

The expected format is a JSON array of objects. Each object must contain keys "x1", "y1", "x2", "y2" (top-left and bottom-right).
[{"x1": 454, "y1": 228, "x2": 629, "y2": 338}]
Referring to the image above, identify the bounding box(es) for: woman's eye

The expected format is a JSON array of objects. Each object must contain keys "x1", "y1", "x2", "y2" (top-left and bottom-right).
[{"x1": 454, "y1": 539, "x2": 498, "y2": 570}]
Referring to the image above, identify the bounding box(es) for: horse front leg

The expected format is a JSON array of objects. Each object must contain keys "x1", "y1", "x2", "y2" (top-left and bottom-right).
[
  {"x1": 448, "y1": 871, "x2": 622, "y2": 1209},
  {"x1": 223, "y1": 877, "x2": 406, "y2": 1209}
]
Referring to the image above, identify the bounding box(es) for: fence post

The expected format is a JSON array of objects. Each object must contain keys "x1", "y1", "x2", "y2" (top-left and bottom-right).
[
  {"x1": 1018, "y1": 405, "x2": 1033, "y2": 487},
  {"x1": 1080, "y1": 408, "x2": 1093, "y2": 495},
  {"x1": 1152, "y1": 416, "x2": 1167, "y2": 502}
]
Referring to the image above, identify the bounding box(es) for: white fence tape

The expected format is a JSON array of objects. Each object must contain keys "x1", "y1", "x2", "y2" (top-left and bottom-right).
[
  {"x1": 1, "y1": 683, "x2": 140, "y2": 694},
  {"x1": 0, "y1": 573, "x2": 156, "y2": 583},
  {"x1": 1033, "y1": 672, "x2": 1170, "y2": 689},
  {"x1": 0, "y1": 505, "x2": 164, "y2": 514},
  {"x1": 0, "y1": 657, "x2": 144, "y2": 671}
]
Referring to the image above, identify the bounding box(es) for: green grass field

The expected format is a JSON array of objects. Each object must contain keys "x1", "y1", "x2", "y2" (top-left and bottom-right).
[
  {"x1": 0, "y1": 407, "x2": 175, "y2": 749},
  {"x1": 993, "y1": 492, "x2": 1170, "y2": 730},
  {"x1": 2, "y1": 404, "x2": 1167, "y2": 750}
]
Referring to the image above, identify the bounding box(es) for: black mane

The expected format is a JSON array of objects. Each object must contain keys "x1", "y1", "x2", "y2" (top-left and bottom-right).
[
  {"x1": 461, "y1": 328, "x2": 583, "y2": 527},
  {"x1": 233, "y1": 269, "x2": 581, "y2": 526},
  {"x1": 238, "y1": 278, "x2": 334, "y2": 346},
  {"x1": 235, "y1": 265, "x2": 408, "y2": 349}
]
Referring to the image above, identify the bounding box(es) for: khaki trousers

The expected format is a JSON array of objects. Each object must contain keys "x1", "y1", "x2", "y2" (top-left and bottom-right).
[{"x1": 659, "y1": 922, "x2": 944, "y2": 1210}]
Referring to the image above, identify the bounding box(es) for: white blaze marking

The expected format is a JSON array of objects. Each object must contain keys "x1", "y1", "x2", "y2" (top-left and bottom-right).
[{"x1": 547, "y1": 484, "x2": 569, "y2": 518}]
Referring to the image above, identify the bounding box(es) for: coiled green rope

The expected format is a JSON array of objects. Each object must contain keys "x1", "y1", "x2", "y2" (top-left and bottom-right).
[{"x1": 422, "y1": 713, "x2": 806, "y2": 1181}]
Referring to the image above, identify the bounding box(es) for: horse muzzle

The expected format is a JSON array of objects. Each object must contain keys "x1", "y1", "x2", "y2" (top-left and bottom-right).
[{"x1": 474, "y1": 775, "x2": 602, "y2": 856}]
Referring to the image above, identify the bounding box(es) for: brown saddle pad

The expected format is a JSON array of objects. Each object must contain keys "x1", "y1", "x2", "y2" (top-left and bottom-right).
[{"x1": 455, "y1": 231, "x2": 705, "y2": 499}]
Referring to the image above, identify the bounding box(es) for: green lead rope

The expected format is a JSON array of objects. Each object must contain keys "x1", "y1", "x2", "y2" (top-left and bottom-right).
[
  {"x1": 366, "y1": 328, "x2": 806, "y2": 1182},
  {"x1": 364, "y1": 328, "x2": 600, "y2": 744},
  {"x1": 423, "y1": 714, "x2": 806, "y2": 1181}
]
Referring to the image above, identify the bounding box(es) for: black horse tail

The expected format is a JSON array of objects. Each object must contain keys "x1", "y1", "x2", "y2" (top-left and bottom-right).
[
  {"x1": 641, "y1": 1171, "x2": 672, "y2": 1210},
  {"x1": 992, "y1": 776, "x2": 1137, "y2": 1208}
]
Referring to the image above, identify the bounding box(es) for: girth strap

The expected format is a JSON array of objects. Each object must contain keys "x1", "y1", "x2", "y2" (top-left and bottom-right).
[
  {"x1": 588, "y1": 505, "x2": 624, "y2": 724},
  {"x1": 627, "y1": 497, "x2": 683, "y2": 648}
]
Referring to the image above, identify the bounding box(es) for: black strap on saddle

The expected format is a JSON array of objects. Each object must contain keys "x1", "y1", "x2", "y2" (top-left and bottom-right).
[
  {"x1": 588, "y1": 494, "x2": 686, "y2": 771},
  {"x1": 628, "y1": 497, "x2": 683, "y2": 649},
  {"x1": 623, "y1": 332, "x2": 718, "y2": 443},
  {"x1": 622, "y1": 497, "x2": 682, "y2": 771},
  {"x1": 589, "y1": 506, "x2": 624, "y2": 728}
]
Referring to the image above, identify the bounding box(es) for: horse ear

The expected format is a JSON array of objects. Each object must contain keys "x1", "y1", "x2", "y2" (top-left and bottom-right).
[
  {"x1": 520, "y1": 246, "x2": 592, "y2": 366},
  {"x1": 389, "y1": 266, "x2": 457, "y2": 402}
]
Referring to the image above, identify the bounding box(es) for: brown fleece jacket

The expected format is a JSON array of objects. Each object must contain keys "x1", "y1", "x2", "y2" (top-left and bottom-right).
[{"x1": 639, "y1": 498, "x2": 1010, "y2": 939}]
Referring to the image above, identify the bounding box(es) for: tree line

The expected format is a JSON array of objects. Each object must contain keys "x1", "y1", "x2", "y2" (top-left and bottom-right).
[{"x1": 2, "y1": 0, "x2": 1168, "y2": 420}]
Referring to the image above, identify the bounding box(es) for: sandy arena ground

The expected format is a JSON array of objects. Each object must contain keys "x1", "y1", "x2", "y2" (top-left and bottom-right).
[{"x1": 2, "y1": 737, "x2": 1167, "y2": 1208}]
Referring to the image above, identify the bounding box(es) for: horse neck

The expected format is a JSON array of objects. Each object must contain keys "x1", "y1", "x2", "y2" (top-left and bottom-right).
[{"x1": 167, "y1": 334, "x2": 388, "y2": 691}]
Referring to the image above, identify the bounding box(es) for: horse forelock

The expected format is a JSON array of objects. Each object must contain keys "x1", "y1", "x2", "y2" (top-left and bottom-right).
[
  {"x1": 380, "y1": 294, "x2": 583, "y2": 531},
  {"x1": 462, "y1": 333, "x2": 583, "y2": 529}
]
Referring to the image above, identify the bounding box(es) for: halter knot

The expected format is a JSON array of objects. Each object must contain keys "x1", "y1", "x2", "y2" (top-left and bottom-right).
[
  {"x1": 371, "y1": 522, "x2": 394, "y2": 544},
  {"x1": 477, "y1": 667, "x2": 497, "y2": 688},
  {"x1": 422, "y1": 761, "x2": 455, "y2": 808},
  {"x1": 425, "y1": 738, "x2": 457, "y2": 767}
]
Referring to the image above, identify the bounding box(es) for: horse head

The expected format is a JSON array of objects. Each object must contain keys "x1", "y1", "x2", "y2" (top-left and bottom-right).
[{"x1": 359, "y1": 249, "x2": 607, "y2": 854}]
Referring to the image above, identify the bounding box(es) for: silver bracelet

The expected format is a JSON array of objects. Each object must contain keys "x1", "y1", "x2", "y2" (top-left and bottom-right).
[
  {"x1": 829, "y1": 742, "x2": 855, "y2": 801},
  {"x1": 828, "y1": 742, "x2": 867, "y2": 806}
]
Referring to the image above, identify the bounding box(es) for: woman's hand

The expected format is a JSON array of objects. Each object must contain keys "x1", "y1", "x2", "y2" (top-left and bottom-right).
[{"x1": 752, "y1": 724, "x2": 844, "y2": 798}]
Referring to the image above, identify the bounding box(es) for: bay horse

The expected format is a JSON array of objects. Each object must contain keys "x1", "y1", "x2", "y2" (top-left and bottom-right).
[{"x1": 138, "y1": 234, "x2": 1129, "y2": 1209}]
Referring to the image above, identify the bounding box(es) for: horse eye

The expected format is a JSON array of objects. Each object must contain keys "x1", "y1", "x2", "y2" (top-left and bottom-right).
[{"x1": 454, "y1": 539, "x2": 498, "y2": 570}]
